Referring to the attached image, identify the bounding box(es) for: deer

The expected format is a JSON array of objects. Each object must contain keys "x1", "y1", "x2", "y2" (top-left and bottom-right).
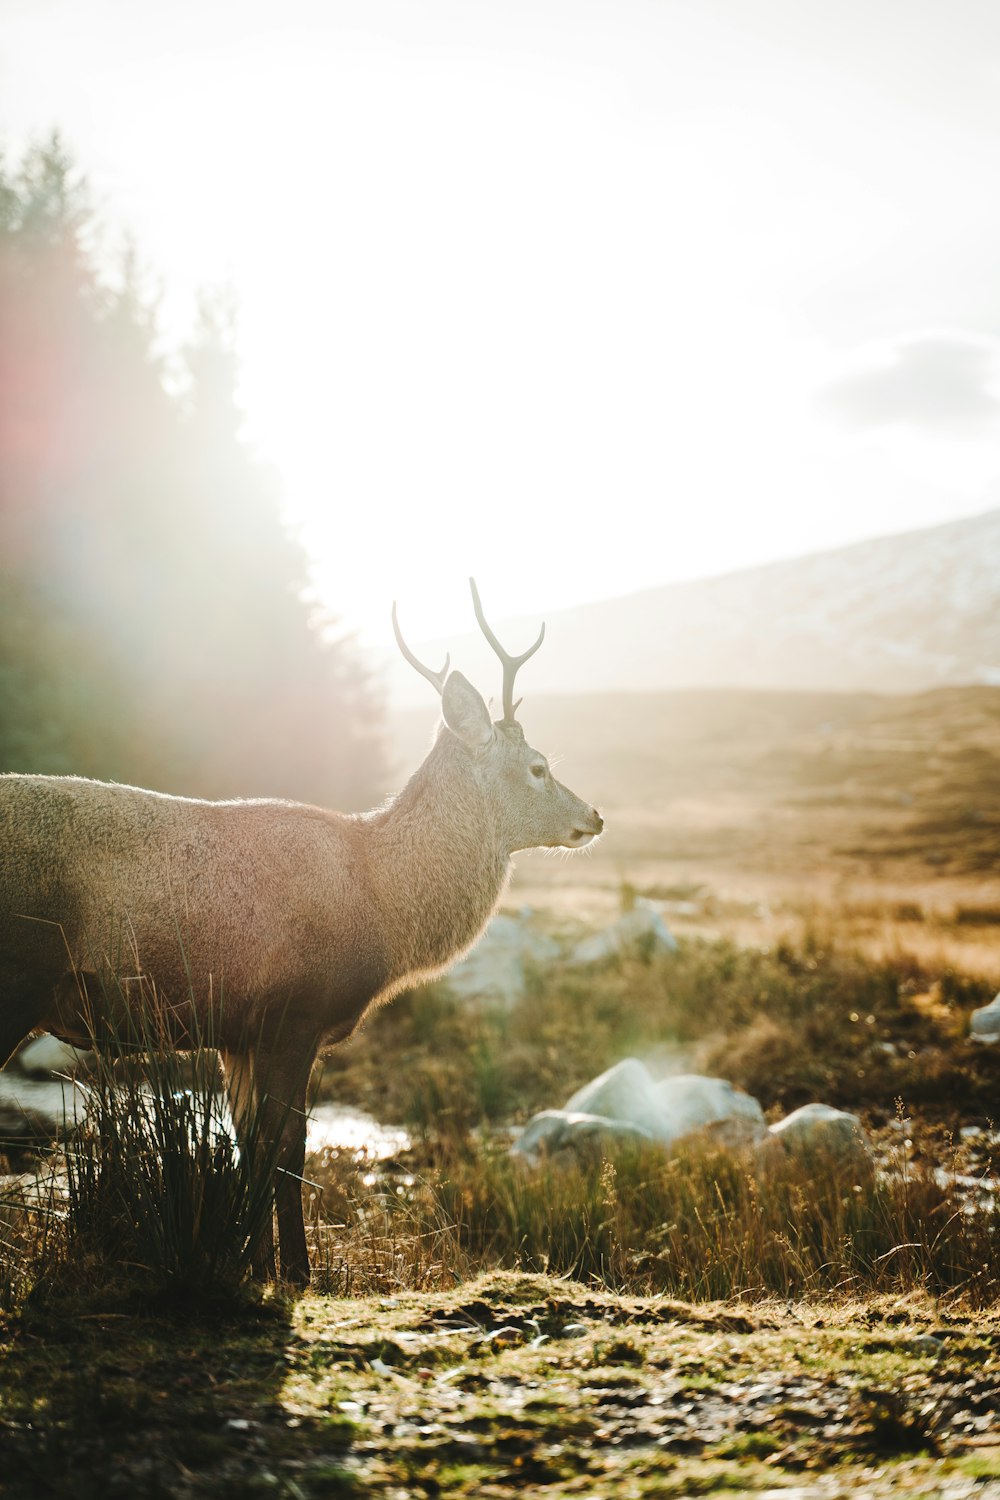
[{"x1": 0, "y1": 579, "x2": 603, "y2": 1286}]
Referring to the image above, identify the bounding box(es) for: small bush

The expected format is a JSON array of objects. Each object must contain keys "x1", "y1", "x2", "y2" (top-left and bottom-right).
[
  {"x1": 46, "y1": 1043, "x2": 279, "y2": 1304},
  {"x1": 4, "y1": 1004, "x2": 287, "y2": 1309}
]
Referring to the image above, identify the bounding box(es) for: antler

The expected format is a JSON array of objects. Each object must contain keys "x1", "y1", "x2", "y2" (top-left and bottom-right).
[
  {"x1": 469, "y1": 577, "x2": 545, "y2": 723},
  {"x1": 392, "y1": 602, "x2": 450, "y2": 697}
]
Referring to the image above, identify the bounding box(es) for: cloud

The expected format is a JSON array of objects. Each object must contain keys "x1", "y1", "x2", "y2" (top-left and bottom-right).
[{"x1": 822, "y1": 333, "x2": 1000, "y2": 431}]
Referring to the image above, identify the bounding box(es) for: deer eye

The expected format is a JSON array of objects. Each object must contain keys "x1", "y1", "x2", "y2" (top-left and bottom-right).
[{"x1": 530, "y1": 763, "x2": 546, "y2": 779}]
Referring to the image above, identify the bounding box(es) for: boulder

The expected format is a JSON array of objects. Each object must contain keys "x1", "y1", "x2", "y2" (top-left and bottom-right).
[
  {"x1": 970, "y1": 992, "x2": 1000, "y2": 1043},
  {"x1": 564, "y1": 1059, "x2": 765, "y2": 1147},
  {"x1": 568, "y1": 900, "x2": 677, "y2": 965},
  {"x1": 769, "y1": 1102, "x2": 871, "y2": 1162},
  {"x1": 446, "y1": 911, "x2": 560, "y2": 1007},
  {"x1": 564, "y1": 1059, "x2": 666, "y2": 1138},
  {"x1": 14, "y1": 1034, "x2": 94, "y2": 1079},
  {"x1": 655, "y1": 1073, "x2": 766, "y2": 1146},
  {"x1": 512, "y1": 1110, "x2": 654, "y2": 1162},
  {"x1": 517, "y1": 1058, "x2": 766, "y2": 1161}
]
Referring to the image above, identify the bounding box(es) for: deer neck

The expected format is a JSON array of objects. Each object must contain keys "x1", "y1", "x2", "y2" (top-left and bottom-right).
[{"x1": 367, "y1": 731, "x2": 509, "y2": 984}]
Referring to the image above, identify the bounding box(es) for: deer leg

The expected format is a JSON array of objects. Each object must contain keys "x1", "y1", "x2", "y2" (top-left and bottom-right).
[
  {"x1": 220, "y1": 1047, "x2": 277, "y2": 1282},
  {"x1": 257, "y1": 1057, "x2": 311, "y2": 1289}
]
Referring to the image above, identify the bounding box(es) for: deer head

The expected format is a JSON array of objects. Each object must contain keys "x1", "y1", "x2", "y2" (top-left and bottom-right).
[{"x1": 393, "y1": 580, "x2": 604, "y2": 854}]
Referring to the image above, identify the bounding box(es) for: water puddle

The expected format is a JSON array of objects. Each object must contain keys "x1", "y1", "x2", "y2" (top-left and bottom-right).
[
  {"x1": 1, "y1": 1069, "x2": 409, "y2": 1167},
  {"x1": 307, "y1": 1103, "x2": 411, "y2": 1160},
  {"x1": 0, "y1": 1072, "x2": 86, "y2": 1136}
]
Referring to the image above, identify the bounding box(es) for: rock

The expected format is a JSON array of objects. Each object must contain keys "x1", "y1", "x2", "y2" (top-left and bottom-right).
[
  {"x1": 446, "y1": 910, "x2": 560, "y2": 1006},
  {"x1": 564, "y1": 1059, "x2": 764, "y2": 1147},
  {"x1": 970, "y1": 992, "x2": 1000, "y2": 1043},
  {"x1": 654, "y1": 1074, "x2": 766, "y2": 1146},
  {"x1": 14, "y1": 1034, "x2": 94, "y2": 1079},
  {"x1": 911, "y1": 1334, "x2": 944, "y2": 1356},
  {"x1": 516, "y1": 1059, "x2": 766, "y2": 1162},
  {"x1": 769, "y1": 1102, "x2": 871, "y2": 1162},
  {"x1": 478, "y1": 1326, "x2": 523, "y2": 1349},
  {"x1": 512, "y1": 1108, "x2": 654, "y2": 1161},
  {"x1": 568, "y1": 900, "x2": 677, "y2": 964},
  {"x1": 565, "y1": 1059, "x2": 666, "y2": 1137}
]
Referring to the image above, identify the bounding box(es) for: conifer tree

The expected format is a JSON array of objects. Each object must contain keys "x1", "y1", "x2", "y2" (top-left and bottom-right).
[{"x1": 0, "y1": 137, "x2": 384, "y2": 808}]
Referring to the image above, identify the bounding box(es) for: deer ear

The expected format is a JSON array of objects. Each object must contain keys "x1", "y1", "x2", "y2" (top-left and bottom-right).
[{"x1": 442, "y1": 672, "x2": 494, "y2": 749}]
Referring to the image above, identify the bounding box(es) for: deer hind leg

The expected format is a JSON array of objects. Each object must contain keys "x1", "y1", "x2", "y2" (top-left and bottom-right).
[{"x1": 220, "y1": 1047, "x2": 277, "y2": 1283}]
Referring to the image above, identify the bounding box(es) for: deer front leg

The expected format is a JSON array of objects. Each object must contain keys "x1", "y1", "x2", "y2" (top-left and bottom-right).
[
  {"x1": 253, "y1": 1046, "x2": 314, "y2": 1289},
  {"x1": 221, "y1": 1047, "x2": 277, "y2": 1282},
  {"x1": 271, "y1": 1079, "x2": 310, "y2": 1289}
]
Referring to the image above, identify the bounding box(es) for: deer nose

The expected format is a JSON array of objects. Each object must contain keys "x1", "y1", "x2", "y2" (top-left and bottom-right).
[{"x1": 592, "y1": 809, "x2": 604, "y2": 834}]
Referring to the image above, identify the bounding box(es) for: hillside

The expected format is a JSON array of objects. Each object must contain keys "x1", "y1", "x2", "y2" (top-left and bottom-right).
[
  {"x1": 396, "y1": 684, "x2": 1000, "y2": 852},
  {"x1": 389, "y1": 507, "x2": 1000, "y2": 703},
  {"x1": 392, "y1": 684, "x2": 1000, "y2": 952}
]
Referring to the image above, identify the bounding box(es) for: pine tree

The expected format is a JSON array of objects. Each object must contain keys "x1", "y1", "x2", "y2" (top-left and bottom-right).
[{"x1": 0, "y1": 137, "x2": 385, "y2": 808}]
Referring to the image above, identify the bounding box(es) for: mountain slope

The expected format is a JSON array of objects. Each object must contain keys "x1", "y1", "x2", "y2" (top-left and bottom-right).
[{"x1": 390, "y1": 507, "x2": 1000, "y2": 702}]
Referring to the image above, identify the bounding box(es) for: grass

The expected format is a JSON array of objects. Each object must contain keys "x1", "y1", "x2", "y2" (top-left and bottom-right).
[
  {"x1": 316, "y1": 934, "x2": 1000, "y2": 1131},
  {"x1": 51, "y1": 1043, "x2": 279, "y2": 1305},
  {"x1": 297, "y1": 930, "x2": 1000, "y2": 1308},
  {"x1": 1, "y1": 1271, "x2": 999, "y2": 1498},
  {"x1": 0, "y1": 1005, "x2": 285, "y2": 1311},
  {"x1": 0, "y1": 923, "x2": 999, "y2": 1496},
  {"x1": 300, "y1": 1122, "x2": 1000, "y2": 1307},
  {"x1": 3, "y1": 929, "x2": 998, "y2": 1314}
]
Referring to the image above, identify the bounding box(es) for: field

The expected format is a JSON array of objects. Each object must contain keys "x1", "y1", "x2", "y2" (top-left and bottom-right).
[
  {"x1": 494, "y1": 683, "x2": 1000, "y2": 964},
  {"x1": 2, "y1": 684, "x2": 1000, "y2": 1495},
  {"x1": 2, "y1": 1275, "x2": 1000, "y2": 1498}
]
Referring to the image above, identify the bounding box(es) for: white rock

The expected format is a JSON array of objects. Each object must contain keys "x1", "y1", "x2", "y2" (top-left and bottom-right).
[
  {"x1": 518, "y1": 1059, "x2": 767, "y2": 1161},
  {"x1": 569, "y1": 900, "x2": 678, "y2": 965},
  {"x1": 511, "y1": 1109, "x2": 654, "y2": 1161},
  {"x1": 970, "y1": 992, "x2": 1000, "y2": 1043},
  {"x1": 446, "y1": 911, "x2": 560, "y2": 1006},
  {"x1": 564, "y1": 1059, "x2": 666, "y2": 1137},
  {"x1": 15, "y1": 1034, "x2": 93, "y2": 1079},
  {"x1": 769, "y1": 1102, "x2": 870, "y2": 1159},
  {"x1": 655, "y1": 1074, "x2": 766, "y2": 1145}
]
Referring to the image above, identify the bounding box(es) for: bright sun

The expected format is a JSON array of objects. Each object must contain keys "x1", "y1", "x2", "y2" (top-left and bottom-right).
[{"x1": 6, "y1": 2, "x2": 998, "y2": 651}]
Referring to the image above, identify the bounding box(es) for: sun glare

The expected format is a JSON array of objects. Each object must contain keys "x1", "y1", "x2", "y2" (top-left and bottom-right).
[{"x1": 4, "y1": 2, "x2": 999, "y2": 649}]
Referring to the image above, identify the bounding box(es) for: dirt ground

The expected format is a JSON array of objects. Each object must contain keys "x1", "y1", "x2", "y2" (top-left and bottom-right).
[{"x1": 2, "y1": 1272, "x2": 998, "y2": 1498}]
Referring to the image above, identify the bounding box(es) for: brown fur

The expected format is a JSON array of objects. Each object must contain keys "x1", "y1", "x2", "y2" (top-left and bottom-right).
[{"x1": 0, "y1": 669, "x2": 601, "y2": 1284}]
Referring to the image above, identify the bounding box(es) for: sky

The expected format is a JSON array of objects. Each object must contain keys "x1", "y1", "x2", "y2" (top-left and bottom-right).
[{"x1": 3, "y1": 0, "x2": 1000, "y2": 648}]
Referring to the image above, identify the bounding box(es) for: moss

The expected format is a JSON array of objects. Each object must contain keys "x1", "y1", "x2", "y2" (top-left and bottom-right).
[{"x1": 0, "y1": 1277, "x2": 997, "y2": 1497}]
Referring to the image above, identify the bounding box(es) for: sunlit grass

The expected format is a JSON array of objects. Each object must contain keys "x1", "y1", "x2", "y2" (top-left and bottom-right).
[
  {"x1": 302, "y1": 1126, "x2": 1000, "y2": 1306},
  {"x1": 317, "y1": 934, "x2": 1000, "y2": 1132},
  {"x1": 2, "y1": 928, "x2": 998, "y2": 1312}
]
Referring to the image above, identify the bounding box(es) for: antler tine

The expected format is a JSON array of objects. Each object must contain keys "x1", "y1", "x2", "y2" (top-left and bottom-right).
[
  {"x1": 469, "y1": 577, "x2": 545, "y2": 723},
  {"x1": 392, "y1": 602, "x2": 450, "y2": 697}
]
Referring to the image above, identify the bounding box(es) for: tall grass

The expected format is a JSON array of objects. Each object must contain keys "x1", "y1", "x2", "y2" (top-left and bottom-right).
[
  {"x1": 303, "y1": 1130, "x2": 1000, "y2": 1306},
  {"x1": 3, "y1": 930, "x2": 998, "y2": 1310},
  {"x1": 1, "y1": 997, "x2": 286, "y2": 1308},
  {"x1": 318, "y1": 936, "x2": 1000, "y2": 1133},
  {"x1": 51, "y1": 1047, "x2": 278, "y2": 1302}
]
